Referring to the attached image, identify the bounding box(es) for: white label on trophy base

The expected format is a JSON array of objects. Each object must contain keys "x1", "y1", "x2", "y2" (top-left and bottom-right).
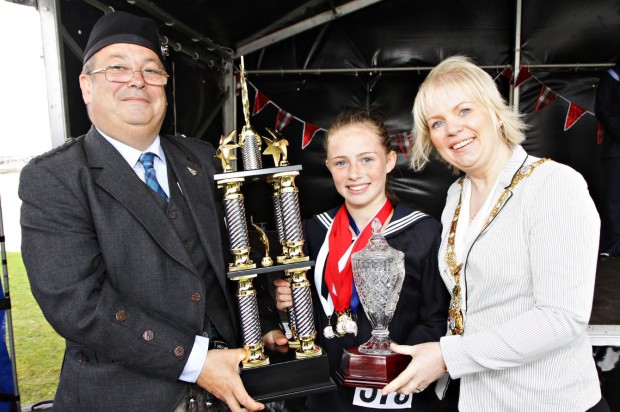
[{"x1": 352, "y1": 388, "x2": 412, "y2": 409}]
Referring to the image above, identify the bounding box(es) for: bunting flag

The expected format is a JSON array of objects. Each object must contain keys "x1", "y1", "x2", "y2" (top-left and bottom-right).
[
  {"x1": 493, "y1": 66, "x2": 513, "y2": 82},
  {"x1": 245, "y1": 80, "x2": 327, "y2": 149},
  {"x1": 500, "y1": 66, "x2": 514, "y2": 79},
  {"x1": 275, "y1": 109, "x2": 294, "y2": 131},
  {"x1": 514, "y1": 65, "x2": 533, "y2": 87},
  {"x1": 245, "y1": 63, "x2": 600, "y2": 151},
  {"x1": 597, "y1": 121, "x2": 603, "y2": 145},
  {"x1": 534, "y1": 85, "x2": 559, "y2": 112},
  {"x1": 493, "y1": 66, "x2": 597, "y2": 134},
  {"x1": 302, "y1": 123, "x2": 321, "y2": 149},
  {"x1": 393, "y1": 131, "x2": 413, "y2": 157},
  {"x1": 252, "y1": 90, "x2": 272, "y2": 115},
  {"x1": 564, "y1": 102, "x2": 587, "y2": 131}
]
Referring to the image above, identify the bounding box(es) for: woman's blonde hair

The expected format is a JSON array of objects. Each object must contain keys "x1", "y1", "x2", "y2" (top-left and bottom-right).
[{"x1": 409, "y1": 55, "x2": 526, "y2": 173}]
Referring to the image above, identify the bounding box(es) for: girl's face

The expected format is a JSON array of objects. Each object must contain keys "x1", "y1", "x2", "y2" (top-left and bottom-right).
[
  {"x1": 325, "y1": 123, "x2": 397, "y2": 213},
  {"x1": 425, "y1": 85, "x2": 506, "y2": 177}
]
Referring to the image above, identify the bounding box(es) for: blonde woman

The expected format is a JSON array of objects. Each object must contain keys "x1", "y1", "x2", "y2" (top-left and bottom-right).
[{"x1": 383, "y1": 56, "x2": 608, "y2": 412}]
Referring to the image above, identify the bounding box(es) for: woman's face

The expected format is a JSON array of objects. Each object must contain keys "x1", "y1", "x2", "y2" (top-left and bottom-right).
[
  {"x1": 325, "y1": 123, "x2": 397, "y2": 213},
  {"x1": 425, "y1": 86, "x2": 505, "y2": 176}
]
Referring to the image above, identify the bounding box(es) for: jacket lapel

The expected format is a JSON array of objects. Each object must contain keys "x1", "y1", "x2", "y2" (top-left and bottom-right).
[
  {"x1": 161, "y1": 138, "x2": 231, "y2": 300},
  {"x1": 83, "y1": 127, "x2": 197, "y2": 275},
  {"x1": 462, "y1": 145, "x2": 528, "y2": 254}
]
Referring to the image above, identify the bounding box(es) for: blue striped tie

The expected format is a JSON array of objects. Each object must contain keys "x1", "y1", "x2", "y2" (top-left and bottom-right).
[{"x1": 138, "y1": 152, "x2": 169, "y2": 202}]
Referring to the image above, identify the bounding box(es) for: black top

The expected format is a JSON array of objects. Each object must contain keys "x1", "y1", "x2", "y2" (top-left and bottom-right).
[{"x1": 302, "y1": 203, "x2": 450, "y2": 412}]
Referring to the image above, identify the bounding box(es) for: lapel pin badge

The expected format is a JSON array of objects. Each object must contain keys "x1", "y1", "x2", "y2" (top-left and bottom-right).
[{"x1": 187, "y1": 166, "x2": 198, "y2": 176}]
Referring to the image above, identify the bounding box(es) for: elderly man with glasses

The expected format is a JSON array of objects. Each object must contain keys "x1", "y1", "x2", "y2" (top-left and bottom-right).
[{"x1": 19, "y1": 11, "x2": 278, "y2": 412}]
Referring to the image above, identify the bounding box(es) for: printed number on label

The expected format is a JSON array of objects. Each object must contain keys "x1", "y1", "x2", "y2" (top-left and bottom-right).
[{"x1": 352, "y1": 387, "x2": 412, "y2": 409}]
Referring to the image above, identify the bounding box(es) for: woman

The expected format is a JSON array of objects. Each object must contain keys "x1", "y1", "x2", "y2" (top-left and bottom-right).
[
  {"x1": 273, "y1": 109, "x2": 450, "y2": 411},
  {"x1": 382, "y1": 56, "x2": 607, "y2": 412}
]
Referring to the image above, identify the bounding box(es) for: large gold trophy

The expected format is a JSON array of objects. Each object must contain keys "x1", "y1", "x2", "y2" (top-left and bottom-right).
[{"x1": 213, "y1": 57, "x2": 334, "y2": 401}]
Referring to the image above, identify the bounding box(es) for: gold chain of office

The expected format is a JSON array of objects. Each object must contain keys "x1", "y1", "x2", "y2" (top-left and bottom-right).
[{"x1": 445, "y1": 157, "x2": 549, "y2": 335}]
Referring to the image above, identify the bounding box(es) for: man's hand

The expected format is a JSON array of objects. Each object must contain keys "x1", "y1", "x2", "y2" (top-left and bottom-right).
[
  {"x1": 273, "y1": 278, "x2": 293, "y2": 311},
  {"x1": 197, "y1": 348, "x2": 264, "y2": 412},
  {"x1": 263, "y1": 329, "x2": 288, "y2": 346},
  {"x1": 382, "y1": 342, "x2": 447, "y2": 396}
]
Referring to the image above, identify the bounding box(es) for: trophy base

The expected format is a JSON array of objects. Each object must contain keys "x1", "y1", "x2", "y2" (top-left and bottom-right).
[
  {"x1": 335, "y1": 347, "x2": 411, "y2": 389},
  {"x1": 240, "y1": 343, "x2": 336, "y2": 402}
]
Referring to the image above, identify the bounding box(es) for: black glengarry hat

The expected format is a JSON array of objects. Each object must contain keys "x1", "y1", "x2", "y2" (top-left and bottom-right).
[{"x1": 83, "y1": 11, "x2": 164, "y2": 64}]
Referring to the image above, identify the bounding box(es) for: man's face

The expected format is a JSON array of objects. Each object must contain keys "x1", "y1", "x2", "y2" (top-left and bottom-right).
[{"x1": 79, "y1": 43, "x2": 167, "y2": 147}]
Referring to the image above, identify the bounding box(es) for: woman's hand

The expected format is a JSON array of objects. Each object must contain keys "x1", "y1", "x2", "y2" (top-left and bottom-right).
[
  {"x1": 273, "y1": 278, "x2": 293, "y2": 311},
  {"x1": 382, "y1": 342, "x2": 447, "y2": 396}
]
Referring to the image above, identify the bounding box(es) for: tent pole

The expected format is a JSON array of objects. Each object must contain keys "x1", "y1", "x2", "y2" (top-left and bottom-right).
[{"x1": 511, "y1": 0, "x2": 523, "y2": 112}]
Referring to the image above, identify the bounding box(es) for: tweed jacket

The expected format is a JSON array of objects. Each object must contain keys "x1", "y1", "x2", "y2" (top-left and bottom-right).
[
  {"x1": 438, "y1": 146, "x2": 602, "y2": 412},
  {"x1": 19, "y1": 127, "x2": 243, "y2": 411}
]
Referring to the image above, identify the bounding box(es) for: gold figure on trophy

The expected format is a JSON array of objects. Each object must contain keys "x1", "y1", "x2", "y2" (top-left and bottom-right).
[
  {"x1": 263, "y1": 127, "x2": 290, "y2": 167},
  {"x1": 215, "y1": 130, "x2": 239, "y2": 173},
  {"x1": 251, "y1": 219, "x2": 273, "y2": 267}
]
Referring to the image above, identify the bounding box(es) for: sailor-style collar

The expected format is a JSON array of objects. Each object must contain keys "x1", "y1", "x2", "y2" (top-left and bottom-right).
[{"x1": 315, "y1": 203, "x2": 429, "y2": 238}]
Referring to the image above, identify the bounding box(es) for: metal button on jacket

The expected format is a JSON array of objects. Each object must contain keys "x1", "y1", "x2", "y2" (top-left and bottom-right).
[
  {"x1": 168, "y1": 210, "x2": 178, "y2": 219},
  {"x1": 174, "y1": 346, "x2": 185, "y2": 357},
  {"x1": 143, "y1": 330, "x2": 154, "y2": 341},
  {"x1": 191, "y1": 292, "x2": 201, "y2": 303},
  {"x1": 115, "y1": 310, "x2": 127, "y2": 322}
]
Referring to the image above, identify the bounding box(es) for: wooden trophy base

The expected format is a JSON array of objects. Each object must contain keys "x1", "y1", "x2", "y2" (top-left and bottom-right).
[
  {"x1": 240, "y1": 343, "x2": 336, "y2": 402},
  {"x1": 335, "y1": 347, "x2": 411, "y2": 389}
]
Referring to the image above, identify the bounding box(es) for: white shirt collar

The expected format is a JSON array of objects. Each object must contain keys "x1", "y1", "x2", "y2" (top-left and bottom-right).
[{"x1": 97, "y1": 127, "x2": 166, "y2": 167}]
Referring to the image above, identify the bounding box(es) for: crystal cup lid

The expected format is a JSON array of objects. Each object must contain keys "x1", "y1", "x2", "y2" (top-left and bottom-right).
[{"x1": 352, "y1": 218, "x2": 404, "y2": 261}]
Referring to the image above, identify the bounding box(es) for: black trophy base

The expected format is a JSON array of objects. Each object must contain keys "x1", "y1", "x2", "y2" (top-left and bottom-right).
[
  {"x1": 240, "y1": 343, "x2": 336, "y2": 402},
  {"x1": 335, "y1": 347, "x2": 411, "y2": 389}
]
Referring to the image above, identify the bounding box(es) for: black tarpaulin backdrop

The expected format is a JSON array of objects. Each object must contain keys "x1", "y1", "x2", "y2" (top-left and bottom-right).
[{"x1": 58, "y1": 0, "x2": 620, "y2": 222}]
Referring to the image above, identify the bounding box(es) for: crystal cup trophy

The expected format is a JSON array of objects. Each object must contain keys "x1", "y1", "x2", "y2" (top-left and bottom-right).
[{"x1": 335, "y1": 219, "x2": 410, "y2": 388}]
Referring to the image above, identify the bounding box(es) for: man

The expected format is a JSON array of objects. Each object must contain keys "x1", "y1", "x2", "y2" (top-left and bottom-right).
[
  {"x1": 595, "y1": 60, "x2": 620, "y2": 260},
  {"x1": 19, "y1": 11, "x2": 277, "y2": 411}
]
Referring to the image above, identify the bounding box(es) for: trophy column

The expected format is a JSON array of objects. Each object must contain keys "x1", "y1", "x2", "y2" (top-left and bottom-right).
[
  {"x1": 273, "y1": 171, "x2": 321, "y2": 358},
  {"x1": 268, "y1": 177, "x2": 299, "y2": 348},
  {"x1": 217, "y1": 177, "x2": 269, "y2": 367}
]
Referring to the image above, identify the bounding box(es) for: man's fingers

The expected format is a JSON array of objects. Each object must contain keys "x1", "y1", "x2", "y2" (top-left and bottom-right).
[{"x1": 232, "y1": 384, "x2": 264, "y2": 411}]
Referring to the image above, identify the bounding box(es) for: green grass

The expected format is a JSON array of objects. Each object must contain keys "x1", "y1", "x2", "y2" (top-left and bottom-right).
[{"x1": 5, "y1": 252, "x2": 63, "y2": 405}]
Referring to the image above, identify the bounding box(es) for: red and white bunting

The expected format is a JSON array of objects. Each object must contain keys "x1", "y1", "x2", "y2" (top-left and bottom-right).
[
  {"x1": 514, "y1": 65, "x2": 533, "y2": 87},
  {"x1": 534, "y1": 85, "x2": 559, "y2": 112},
  {"x1": 252, "y1": 91, "x2": 272, "y2": 115},
  {"x1": 564, "y1": 102, "x2": 587, "y2": 131},
  {"x1": 497, "y1": 66, "x2": 513, "y2": 82},
  {"x1": 597, "y1": 121, "x2": 603, "y2": 145},
  {"x1": 302, "y1": 123, "x2": 321, "y2": 149},
  {"x1": 275, "y1": 109, "x2": 294, "y2": 131},
  {"x1": 392, "y1": 131, "x2": 414, "y2": 157}
]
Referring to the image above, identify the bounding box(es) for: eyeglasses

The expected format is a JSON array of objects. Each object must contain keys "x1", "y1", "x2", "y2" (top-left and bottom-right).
[{"x1": 87, "y1": 65, "x2": 169, "y2": 86}]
